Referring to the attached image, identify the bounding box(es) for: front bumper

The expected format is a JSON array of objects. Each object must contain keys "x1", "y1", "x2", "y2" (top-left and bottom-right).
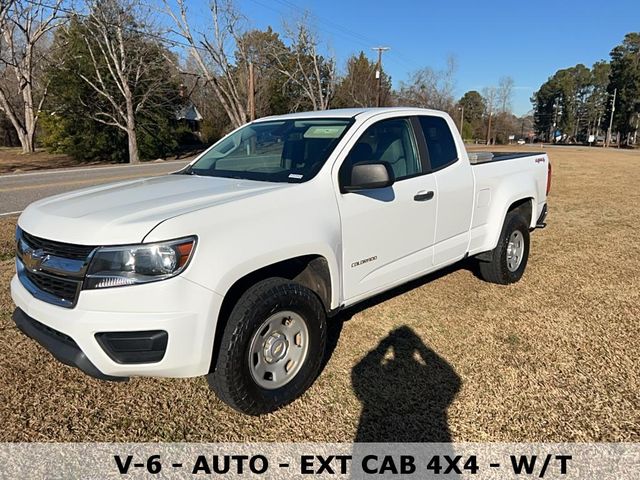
[
  {"x1": 11, "y1": 273, "x2": 223, "y2": 379},
  {"x1": 13, "y1": 308, "x2": 126, "y2": 381}
]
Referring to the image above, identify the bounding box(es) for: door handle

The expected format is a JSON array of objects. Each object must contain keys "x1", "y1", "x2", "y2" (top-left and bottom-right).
[{"x1": 414, "y1": 190, "x2": 434, "y2": 202}]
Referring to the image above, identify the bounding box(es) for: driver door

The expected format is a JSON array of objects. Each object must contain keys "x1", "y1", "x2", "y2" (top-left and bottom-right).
[{"x1": 336, "y1": 117, "x2": 438, "y2": 303}]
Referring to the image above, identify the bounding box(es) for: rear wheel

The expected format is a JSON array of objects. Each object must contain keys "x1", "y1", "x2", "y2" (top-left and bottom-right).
[
  {"x1": 477, "y1": 212, "x2": 530, "y2": 284},
  {"x1": 208, "y1": 278, "x2": 327, "y2": 415}
]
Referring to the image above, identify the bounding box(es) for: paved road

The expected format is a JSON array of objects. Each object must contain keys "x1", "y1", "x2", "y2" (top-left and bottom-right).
[{"x1": 0, "y1": 160, "x2": 190, "y2": 216}]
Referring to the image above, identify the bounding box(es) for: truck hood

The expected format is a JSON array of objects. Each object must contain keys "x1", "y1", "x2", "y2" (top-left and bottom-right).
[{"x1": 18, "y1": 174, "x2": 290, "y2": 245}]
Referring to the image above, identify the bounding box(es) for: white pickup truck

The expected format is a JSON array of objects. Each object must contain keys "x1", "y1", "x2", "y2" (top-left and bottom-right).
[{"x1": 11, "y1": 107, "x2": 550, "y2": 414}]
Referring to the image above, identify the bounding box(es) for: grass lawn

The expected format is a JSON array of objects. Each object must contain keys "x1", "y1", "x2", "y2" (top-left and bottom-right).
[
  {"x1": 0, "y1": 147, "x2": 202, "y2": 175},
  {"x1": 0, "y1": 147, "x2": 112, "y2": 175}
]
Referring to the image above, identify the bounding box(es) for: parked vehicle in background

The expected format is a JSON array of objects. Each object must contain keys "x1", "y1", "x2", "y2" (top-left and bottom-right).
[{"x1": 11, "y1": 107, "x2": 550, "y2": 414}]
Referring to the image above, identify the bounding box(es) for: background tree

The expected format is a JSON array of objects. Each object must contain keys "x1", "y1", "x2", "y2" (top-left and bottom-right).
[
  {"x1": 0, "y1": 0, "x2": 63, "y2": 153},
  {"x1": 42, "y1": 16, "x2": 126, "y2": 161},
  {"x1": 43, "y1": 4, "x2": 182, "y2": 163},
  {"x1": 493, "y1": 76, "x2": 515, "y2": 143},
  {"x1": 269, "y1": 15, "x2": 335, "y2": 111},
  {"x1": 482, "y1": 86, "x2": 497, "y2": 144},
  {"x1": 606, "y1": 33, "x2": 640, "y2": 145},
  {"x1": 556, "y1": 65, "x2": 591, "y2": 141},
  {"x1": 395, "y1": 55, "x2": 457, "y2": 112},
  {"x1": 333, "y1": 51, "x2": 390, "y2": 108},
  {"x1": 457, "y1": 90, "x2": 485, "y2": 140},
  {"x1": 165, "y1": 0, "x2": 249, "y2": 129},
  {"x1": 533, "y1": 63, "x2": 609, "y2": 143},
  {"x1": 235, "y1": 27, "x2": 290, "y2": 118},
  {"x1": 585, "y1": 61, "x2": 610, "y2": 138}
]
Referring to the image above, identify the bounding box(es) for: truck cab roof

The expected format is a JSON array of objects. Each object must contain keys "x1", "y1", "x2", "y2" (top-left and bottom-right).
[{"x1": 255, "y1": 107, "x2": 447, "y2": 122}]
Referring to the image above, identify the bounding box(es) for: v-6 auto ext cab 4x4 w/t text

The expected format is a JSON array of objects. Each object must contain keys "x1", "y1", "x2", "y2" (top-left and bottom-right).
[{"x1": 11, "y1": 108, "x2": 550, "y2": 414}]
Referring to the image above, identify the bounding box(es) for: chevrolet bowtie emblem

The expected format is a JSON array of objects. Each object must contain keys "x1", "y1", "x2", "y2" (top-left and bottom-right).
[{"x1": 23, "y1": 248, "x2": 48, "y2": 272}]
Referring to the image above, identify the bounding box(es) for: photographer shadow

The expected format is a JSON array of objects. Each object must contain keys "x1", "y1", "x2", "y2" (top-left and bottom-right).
[{"x1": 351, "y1": 325, "x2": 461, "y2": 442}]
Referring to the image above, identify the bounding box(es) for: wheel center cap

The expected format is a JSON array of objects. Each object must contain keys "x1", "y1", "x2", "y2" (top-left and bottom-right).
[{"x1": 263, "y1": 332, "x2": 289, "y2": 363}]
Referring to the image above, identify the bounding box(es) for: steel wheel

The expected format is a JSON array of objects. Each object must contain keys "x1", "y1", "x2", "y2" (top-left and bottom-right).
[
  {"x1": 506, "y1": 230, "x2": 525, "y2": 272},
  {"x1": 248, "y1": 310, "x2": 309, "y2": 390}
]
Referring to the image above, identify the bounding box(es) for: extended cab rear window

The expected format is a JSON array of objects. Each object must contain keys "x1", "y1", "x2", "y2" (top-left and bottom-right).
[{"x1": 418, "y1": 116, "x2": 458, "y2": 171}]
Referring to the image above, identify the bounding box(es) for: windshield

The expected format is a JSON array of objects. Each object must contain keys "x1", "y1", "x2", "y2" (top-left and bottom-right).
[{"x1": 187, "y1": 118, "x2": 353, "y2": 183}]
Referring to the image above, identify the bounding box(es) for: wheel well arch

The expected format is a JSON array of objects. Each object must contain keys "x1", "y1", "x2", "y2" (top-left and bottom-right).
[
  {"x1": 475, "y1": 197, "x2": 534, "y2": 262},
  {"x1": 508, "y1": 197, "x2": 533, "y2": 227},
  {"x1": 209, "y1": 255, "x2": 332, "y2": 373}
]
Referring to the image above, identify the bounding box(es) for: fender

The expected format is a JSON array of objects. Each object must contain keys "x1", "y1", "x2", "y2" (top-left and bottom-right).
[
  {"x1": 213, "y1": 244, "x2": 341, "y2": 310},
  {"x1": 474, "y1": 173, "x2": 538, "y2": 255}
]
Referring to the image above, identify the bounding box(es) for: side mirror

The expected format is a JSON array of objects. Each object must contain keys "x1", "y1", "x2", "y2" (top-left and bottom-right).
[{"x1": 343, "y1": 162, "x2": 395, "y2": 192}]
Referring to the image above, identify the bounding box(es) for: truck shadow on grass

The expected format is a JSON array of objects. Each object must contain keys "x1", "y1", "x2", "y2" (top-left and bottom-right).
[{"x1": 324, "y1": 262, "x2": 469, "y2": 442}]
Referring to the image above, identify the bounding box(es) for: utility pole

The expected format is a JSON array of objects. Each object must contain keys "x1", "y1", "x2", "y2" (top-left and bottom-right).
[
  {"x1": 605, "y1": 87, "x2": 616, "y2": 148},
  {"x1": 458, "y1": 105, "x2": 464, "y2": 135},
  {"x1": 372, "y1": 46, "x2": 390, "y2": 107},
  {"x1": 247, "y1": 61, "x2": 256, "y2": 121}
]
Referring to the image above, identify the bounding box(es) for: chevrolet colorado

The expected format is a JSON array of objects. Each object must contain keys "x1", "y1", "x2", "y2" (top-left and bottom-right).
[{"x1": 11, "y1": 108, "x2": 550, "y2": 414}]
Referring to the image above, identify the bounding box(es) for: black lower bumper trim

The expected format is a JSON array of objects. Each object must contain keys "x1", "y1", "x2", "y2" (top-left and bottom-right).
[
  {"x1": 95, "y1": 330, "x2": 168, "y2": 364},
  {"x1": 12, "y1": 308, "x2": 128, "y2": 382}
]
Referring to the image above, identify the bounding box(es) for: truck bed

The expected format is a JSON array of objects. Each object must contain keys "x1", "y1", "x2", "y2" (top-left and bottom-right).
[{"x1": 466, "y1": 148, "x2": 549, "y2": 257}]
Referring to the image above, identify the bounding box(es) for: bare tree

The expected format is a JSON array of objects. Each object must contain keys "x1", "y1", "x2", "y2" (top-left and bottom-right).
[
  {"x1": 164, "y1": 0, "x2": 248, "y2": 128},
  {"x1": 0, "y1": 1, "x2": 12, "y2": 26},
  {"x1": 269, "y1": 15, "x2": 335, "y2": 111},
  {"x1": 494, "y1": 76, "x2": 514, "y2": 142},
  {"x1": 78, "y1": 0, "x2": 173, "y2": 163},
  {"x1": 396, "y1": 55, "x2": 457, "y2": 112},
  {"x1": 0, "y1": 0, "x2": 63, "y2": 153},
  {"x1": 497, "y1": 76, "x2": 514, "y2": 113},
  {"x1": 482, "y1": 86, "x2": 497, "y2": 145}
]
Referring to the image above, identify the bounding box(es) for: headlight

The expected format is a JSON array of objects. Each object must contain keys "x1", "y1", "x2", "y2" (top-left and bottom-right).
[{"x1": 85, "y1": 236, "x2": 196, "y2": 289}]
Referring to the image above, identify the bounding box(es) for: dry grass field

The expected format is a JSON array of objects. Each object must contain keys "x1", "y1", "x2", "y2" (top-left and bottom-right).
[{"x1": 0, "y1": 145, "x2": 638, "y2": 442}]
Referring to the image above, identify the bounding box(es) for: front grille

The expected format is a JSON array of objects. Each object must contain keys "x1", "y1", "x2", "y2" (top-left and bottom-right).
[
  {"x1": 17, "y1": 228, "x2": 95, "y2": 308},
  {"x1": 24, "y1": 269, "x2": 81, "y2": 306},
  {"x1": 21, "y1": 230, "x2": 95, "y2": 260}
]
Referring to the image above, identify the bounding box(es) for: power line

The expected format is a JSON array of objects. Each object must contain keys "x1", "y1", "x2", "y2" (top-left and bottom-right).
[
  {"x1": 272, "y1": 0, "x2": 415, "y2": 69},
  {"x1": 31, "y1": 0, "x2": 417, "y2": 78},
  {"x1": 246, "y1": 0, "x2": 415, "y2": 71},
  {"x1": 28, "y1": 0, "x2": 417, "y2": 87}
]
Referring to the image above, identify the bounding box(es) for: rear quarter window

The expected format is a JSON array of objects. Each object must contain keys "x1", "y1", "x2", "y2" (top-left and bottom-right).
[{"x1": 418, "y1": 116, "x2": 458, "y2": 171}]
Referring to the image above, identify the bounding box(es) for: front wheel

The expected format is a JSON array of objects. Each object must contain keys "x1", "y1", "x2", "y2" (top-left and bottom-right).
[
  {"x1": 477, "y1": 212, "x2": 530, "y2": 285},
  {"x1": 207, "y1": 278, "x2": 327, "y2": 415}
]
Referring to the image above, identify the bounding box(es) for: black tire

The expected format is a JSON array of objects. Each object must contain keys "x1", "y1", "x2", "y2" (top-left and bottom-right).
[
  {"x1": 207, "y1": 278, "x2": 327, "y2": 415},
  {"x1": 477, "y1": 211, "x2": 530, "y2": 285}
]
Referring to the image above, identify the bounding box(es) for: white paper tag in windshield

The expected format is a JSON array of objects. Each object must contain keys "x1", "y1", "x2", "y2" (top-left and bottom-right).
[
  {"x1": 288, "y1": 173, "x2": 303, "y2": 179},
  {"x1": 304, "y1": 125, "x2": 346, "y2": 138}
]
